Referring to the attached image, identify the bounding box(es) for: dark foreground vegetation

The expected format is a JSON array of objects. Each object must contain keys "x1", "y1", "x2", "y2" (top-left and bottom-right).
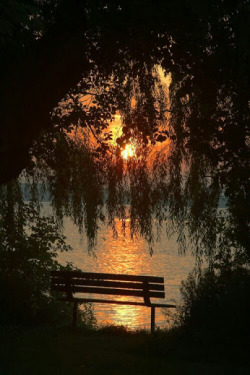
[{"x1": 1, "y1": 325, "x2": 249, "y2": 375}]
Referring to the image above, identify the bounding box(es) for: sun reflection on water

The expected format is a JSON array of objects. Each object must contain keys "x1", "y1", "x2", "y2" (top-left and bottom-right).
[{"x1": 59, "y1": 213, "x2": 195, "y2": 330}]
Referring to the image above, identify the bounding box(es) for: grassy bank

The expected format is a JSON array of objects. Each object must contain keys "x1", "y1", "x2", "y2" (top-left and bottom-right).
[{"x1": 1, "y1": 326, "x2": 249, "y2": 375}]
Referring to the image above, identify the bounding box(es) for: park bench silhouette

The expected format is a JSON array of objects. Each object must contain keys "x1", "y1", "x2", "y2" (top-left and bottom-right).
[{"x1": 51, "y1": 270, "x2": 176, "y2": 332}]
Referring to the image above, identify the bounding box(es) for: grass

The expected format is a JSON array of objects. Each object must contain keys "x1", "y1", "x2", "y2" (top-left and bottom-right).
[{"x1": 0, "y1": 326, "x2": 249, "y2": 375}]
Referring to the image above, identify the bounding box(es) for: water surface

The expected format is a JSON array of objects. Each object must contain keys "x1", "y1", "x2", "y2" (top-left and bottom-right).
[{"x1": 58, "y1": 215, "x2": 195, "y2": 330}]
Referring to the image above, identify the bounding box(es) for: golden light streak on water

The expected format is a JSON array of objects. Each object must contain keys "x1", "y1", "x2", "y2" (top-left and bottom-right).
[{"x1": 58, "y1": 213, "x2": 195, "y2": 330}]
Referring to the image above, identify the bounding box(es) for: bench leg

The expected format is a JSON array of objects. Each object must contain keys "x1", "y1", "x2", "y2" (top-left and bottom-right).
[
  {"x1": 73, "y1": 301, "x2": 78, "y2": 329},
  {"x1": 151, "y1": 306, "x2": 155, "y2": 333}
]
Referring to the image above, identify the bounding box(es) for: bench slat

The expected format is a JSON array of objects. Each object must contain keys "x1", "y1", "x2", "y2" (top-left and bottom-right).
[
  {"x1": 59, "y1": 297, "x2": 176, "y2": 308},
  {"x1": 52, "y1": 285, "x2": 165, "y2": 299},
  {"x1": 50, "y1": 270, "x2": 176, "y2": 332},
  {"x1": 51, "y1": 271, "x2": 164, "y2": 283},
  {"x1": 51, "y1": 278, "x2": 164, "y2": 291}
]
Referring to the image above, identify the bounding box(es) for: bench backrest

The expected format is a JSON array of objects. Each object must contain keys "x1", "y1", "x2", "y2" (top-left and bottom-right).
[{"x1": 51, "y1": 271, "x2": 165, "y2": 305}]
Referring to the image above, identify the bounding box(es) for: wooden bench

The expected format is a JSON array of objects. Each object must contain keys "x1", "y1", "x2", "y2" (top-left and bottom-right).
[{"x1": 50, "y1": 270, "x2": 176, "y2": 332}]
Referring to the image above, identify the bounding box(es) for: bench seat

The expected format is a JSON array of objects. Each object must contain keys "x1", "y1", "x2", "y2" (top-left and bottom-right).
[{"x1": 51, "y1": 270, "x2": 176, "y2": 332}]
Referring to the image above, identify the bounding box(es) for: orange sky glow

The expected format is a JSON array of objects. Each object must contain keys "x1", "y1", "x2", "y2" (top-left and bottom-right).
[{"x1": 67, "y1": 67, "x2": 172, "y2": 161}]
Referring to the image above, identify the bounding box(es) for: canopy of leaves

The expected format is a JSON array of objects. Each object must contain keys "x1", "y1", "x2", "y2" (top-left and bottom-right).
[{"x1": 0, "y1": 0, "x2": 249, "y2": 263}]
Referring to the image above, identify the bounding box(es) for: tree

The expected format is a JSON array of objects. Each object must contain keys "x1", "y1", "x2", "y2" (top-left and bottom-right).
[
  {"x1": 0, "y1": 180, "x2": 71, "y2": 324},
  {"x1": 0, "y1": 0, "x2": 88, "y2": 183},
  {"x1": 0, "y1": 0, "x2": 249, "y2": 261}
]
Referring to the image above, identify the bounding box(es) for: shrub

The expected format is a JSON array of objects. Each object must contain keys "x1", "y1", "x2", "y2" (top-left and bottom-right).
[
  {"x1": 0, "y1": 183, "x2": 96, "y2": 328},
  {"x1": 178, "y1": 264, "x2": 250, "y2": 343}
]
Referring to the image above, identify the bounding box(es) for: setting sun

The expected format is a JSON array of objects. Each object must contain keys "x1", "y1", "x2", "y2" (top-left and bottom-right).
[{"x1": 121, "y1": 144, "x2": 136, "y2": 160}]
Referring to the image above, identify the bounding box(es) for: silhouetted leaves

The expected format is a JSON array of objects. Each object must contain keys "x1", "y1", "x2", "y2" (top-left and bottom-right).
[{"x1": 0, "y1": 0, "x2": 249, "y2": 261}]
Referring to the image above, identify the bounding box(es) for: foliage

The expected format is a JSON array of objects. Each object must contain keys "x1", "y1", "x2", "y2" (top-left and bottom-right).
[
  {"x1": 177, "y1": 257, "x2": 250, "y2": 343},
  {"x1": 0, "y1": 0, "x2": 249, "y2": 263},
  {"x1": 24, "y1": 59, "x2": 248, "y2": 263},
  {"x1": 0, "y1": 180, "x2": 96, "y2": 327}
]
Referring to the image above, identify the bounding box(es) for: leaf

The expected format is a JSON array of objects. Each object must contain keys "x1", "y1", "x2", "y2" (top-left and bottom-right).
[{"x1": 156, "y1": 134, "x2": 167, "y2": 143}]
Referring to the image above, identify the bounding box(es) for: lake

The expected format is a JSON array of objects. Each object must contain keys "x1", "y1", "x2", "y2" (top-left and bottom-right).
[{"x1": 56, "y1": 211, "x2": 195, "y2": 331}]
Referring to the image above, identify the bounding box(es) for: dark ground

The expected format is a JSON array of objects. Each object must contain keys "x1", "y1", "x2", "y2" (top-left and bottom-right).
[{"x1": 0, "y1": 326, "x2": 249, "y2": 375}]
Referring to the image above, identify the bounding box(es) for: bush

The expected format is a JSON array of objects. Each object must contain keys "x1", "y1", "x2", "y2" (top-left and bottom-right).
[
  {"x1": 178, "y1": 264, "x2": 250, "y2": 343},
  {"x1": 0, "y1": 183, "x2": 96, "y2": 328}
]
